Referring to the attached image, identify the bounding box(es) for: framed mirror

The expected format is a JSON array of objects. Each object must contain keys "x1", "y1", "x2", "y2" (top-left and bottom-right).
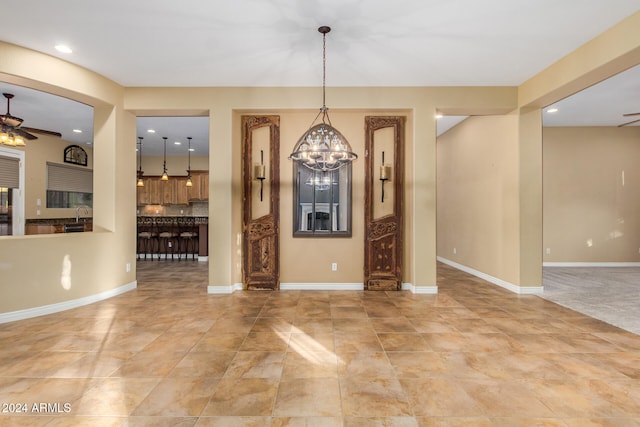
[{"x1": 293, "y1": 163, "x2": 352, "y2": 237}]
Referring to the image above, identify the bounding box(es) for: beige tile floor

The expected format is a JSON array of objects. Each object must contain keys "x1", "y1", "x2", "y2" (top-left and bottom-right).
[{"x1": 1, "y1": 261, "x2": 640, "y2": 426}]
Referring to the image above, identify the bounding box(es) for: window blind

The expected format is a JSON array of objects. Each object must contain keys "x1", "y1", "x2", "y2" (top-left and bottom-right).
[
  {"x1": 0, "y1": 155, "x2": 19, "y2": 189},
  {"x1": 47, "y1": 162, "x2": 93, "y2": 193}
]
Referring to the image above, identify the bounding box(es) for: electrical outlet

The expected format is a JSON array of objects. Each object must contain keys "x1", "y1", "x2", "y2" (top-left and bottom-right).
[
  {"x1": 125, "y1": 263, "x2": 131, "y2": 273},
  {"x1": 546, "y1": 248, "x2": 551, "y2": 255},
  {"x1": 331, "y1": 262, "x2": 337, "y2": 271},
  {"x1": 453, "y1": 248, "x2": 457, "y2": 254}
]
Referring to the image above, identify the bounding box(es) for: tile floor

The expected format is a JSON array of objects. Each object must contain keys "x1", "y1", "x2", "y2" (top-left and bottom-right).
[
  {"x1": 0, "y1": 261, "x2": 639, "y2": 426},
  {"x1": 542, "y1": 267, "x2": 640, "y2": 336}
]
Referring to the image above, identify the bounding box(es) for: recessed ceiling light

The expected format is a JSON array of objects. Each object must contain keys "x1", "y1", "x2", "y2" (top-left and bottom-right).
[
  {"x1": 73, "y1": 129, "x2": 82, "y2": 133},
  {"x1": 147, "y1": 129, "x2": 155, "y2": 133},
  {"x1": 189, "y1": 148, "x2": 195, "y2": 152},
  {"x1": 546, "y1": 108, "x2": 558, "y2": 113},
  {"x1": 55, "y1": 44, "x2": 72, "y2": 54},
  {"x1": 435, "y1": 113, "x2": 443, "y2": 119},
  {"x1": 174, "y1": 141, "x2": 181, "y2": 145}
]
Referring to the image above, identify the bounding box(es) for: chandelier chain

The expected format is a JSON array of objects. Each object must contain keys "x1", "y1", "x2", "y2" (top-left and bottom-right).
[{"x1": 322, "y1": 30, "x2": 326, "y2": 108}]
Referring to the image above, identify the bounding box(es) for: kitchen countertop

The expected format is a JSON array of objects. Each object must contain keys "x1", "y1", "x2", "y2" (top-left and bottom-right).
[{"x1": 26, "y1": 218, "x2": 93, "y2": 225}]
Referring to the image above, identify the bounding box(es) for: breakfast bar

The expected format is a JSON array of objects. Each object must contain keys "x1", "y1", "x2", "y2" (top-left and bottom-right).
[{"x1": 137, "y1": 216, "x2": 208, "y2": 261}]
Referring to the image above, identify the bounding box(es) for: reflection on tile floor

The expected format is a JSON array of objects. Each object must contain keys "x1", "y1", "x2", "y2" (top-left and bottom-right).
[{"x1": 0, "y1": 261, "x2": 639, "y2": 425}]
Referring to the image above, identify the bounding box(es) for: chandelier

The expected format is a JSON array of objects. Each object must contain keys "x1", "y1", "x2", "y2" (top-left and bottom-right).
[
  {"x1": 289, "y1": 26, "x2": 357, "y2": 172},
  {"x1": 305, "y1": 170, "x2": 335, "y2": 191}
]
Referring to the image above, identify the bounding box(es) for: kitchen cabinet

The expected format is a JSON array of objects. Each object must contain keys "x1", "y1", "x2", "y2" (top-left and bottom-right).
[
  {"x1": 161, "y1": 179, "x2": 174, "y2": 205},
  {"x1": 187, "y1": 171, "x2": 209, "y2": 201},
  {"x1": 137, "y1": 175, "x2": 199, "y2": 206},
  {"x1": 137, "y1": 177, "x2": 161, "y2": 205},
  {"x1": 174, "y1": 177, "x2": 189, "y2": 205}
]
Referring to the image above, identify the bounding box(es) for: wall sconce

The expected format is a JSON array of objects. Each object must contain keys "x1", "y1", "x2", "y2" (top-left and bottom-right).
[
  {"x1": 379, "y1": 151, "x2": 392, "y2": 203},
  {"x1": 254, "y1": 149, "x2": 266, "y2": 201}
]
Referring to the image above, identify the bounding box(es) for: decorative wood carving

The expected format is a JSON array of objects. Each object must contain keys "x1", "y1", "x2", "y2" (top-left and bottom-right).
[
  {"x1": 242, "y1": 115, "x2": 280, "y2": 290},
  {"x1": 364, "y1": 116, "x2": 405, "y2": 291}
]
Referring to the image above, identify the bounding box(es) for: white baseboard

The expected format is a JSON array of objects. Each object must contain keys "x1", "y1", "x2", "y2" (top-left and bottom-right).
[
  {"x1": 281, "y1": 283, "x2": 364, "y2": 291},
  {"x1": 437, "y1": 257, "x2": 543, "y2": 295},
  {"x1": 208, "y1": 283, "x2": 243, "y2": 294},
  {"x1": 402, "y1": 282, "x2": 438, "y2": 294},
  {"x1": 543, "y1": 262, "x2": 640, "y2": 267},
  {"x1": 0, "y1": 281, "x2": 137, "y2": 324}
]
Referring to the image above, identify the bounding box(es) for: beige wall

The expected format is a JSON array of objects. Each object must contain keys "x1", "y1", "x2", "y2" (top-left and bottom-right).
[
  {"x1": 437, "y1": 115, "x2": 521, "y2": 284},
  {"x1": 18, "y1": 134, "x2": 94, "y2": 220},
  {"x1": 231, "y1": 110, "x2": 414, "y2": 286},
  {"x1": 543, "y1": 126, "x2": 640, "y2": 263},
  {"x1": 0, "y1": 42, "x2": 134, "y2": 314},
  {"x1": 1, "y1": 9, "x2": 640, "y2": 316}
]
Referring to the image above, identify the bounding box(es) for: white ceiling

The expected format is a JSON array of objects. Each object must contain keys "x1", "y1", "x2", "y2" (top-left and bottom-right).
[{"x1": 0, "y1": 1, "x2": 638, "y2": 154}]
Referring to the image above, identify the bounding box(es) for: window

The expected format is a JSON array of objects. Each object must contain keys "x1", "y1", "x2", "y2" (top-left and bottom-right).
[
  {"x1": 46, "y1": 162, "x2": 93, "y2": 208},
  {"x1": 293, "y1": 163, "x2": 352, "y2": 237}
]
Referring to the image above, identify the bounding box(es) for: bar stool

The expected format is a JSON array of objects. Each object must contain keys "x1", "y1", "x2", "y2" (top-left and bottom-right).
[
  {"x1": 177, "y1": 217, "x2": 199, "y2": 261},
  {"x1": 137, "y1": 217, "x2": 157, "y2": 260},
  {"x1": 157, "y1": 217, "x2": 178, "y2": 260}
]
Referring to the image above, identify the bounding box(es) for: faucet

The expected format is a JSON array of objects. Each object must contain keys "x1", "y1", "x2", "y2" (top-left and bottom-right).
[{"x1": 75, "y1": 205, "x2": 89, "y2": 222}]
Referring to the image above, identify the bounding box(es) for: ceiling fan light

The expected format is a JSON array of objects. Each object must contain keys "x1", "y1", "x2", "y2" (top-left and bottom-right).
[{"x1": 14, "y1": 135, "x2": 25, "y2": 146}]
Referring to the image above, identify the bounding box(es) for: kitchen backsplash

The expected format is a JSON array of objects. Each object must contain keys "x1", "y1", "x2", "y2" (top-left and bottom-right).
[{"x1": 137, "y1": 201, "x2": 208, "y2": 217}]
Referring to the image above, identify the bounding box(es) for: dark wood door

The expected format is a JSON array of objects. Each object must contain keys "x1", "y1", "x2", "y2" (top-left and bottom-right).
[
  {"x1": 242, "y1": 115, "x2": 280, "y2": 290},
  {"x1": 364, "y1": 116, "x2": 405, "y2": 291}
]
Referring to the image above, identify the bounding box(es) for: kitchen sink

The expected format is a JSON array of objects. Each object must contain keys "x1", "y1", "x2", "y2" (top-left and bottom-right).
[{"x1": 63, "y1": 223, "x2": 86, "y2": 233}]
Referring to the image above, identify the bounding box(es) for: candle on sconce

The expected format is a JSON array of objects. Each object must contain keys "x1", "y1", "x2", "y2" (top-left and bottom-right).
[
  {"x1": 380, "y1": 165, "x2": 392, "y2": 181},
  {"x1": 254, "y1": 164, "x2": 266, "y2": 180}
]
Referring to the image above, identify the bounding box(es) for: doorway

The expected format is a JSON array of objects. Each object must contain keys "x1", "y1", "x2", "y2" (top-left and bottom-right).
[{"x1": 0, "y1": 147, "x2": 24, "y2": 236}]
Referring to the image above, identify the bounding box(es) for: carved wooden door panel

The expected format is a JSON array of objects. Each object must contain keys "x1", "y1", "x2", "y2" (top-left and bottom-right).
[
  {"x1": 242, "y1": 116, "x2": 280, "y2": 290},
  {"x1": 364, "y1": 116, "x2": 405, "y2": 291}
]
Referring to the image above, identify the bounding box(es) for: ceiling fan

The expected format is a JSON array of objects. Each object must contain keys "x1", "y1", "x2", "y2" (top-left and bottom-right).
[
  {"x1": 0, "y1": 92, "x2": 61, "y2": 146},
  {"x1": 618, "y1": 112, "x2": 640, "y2": 127}
]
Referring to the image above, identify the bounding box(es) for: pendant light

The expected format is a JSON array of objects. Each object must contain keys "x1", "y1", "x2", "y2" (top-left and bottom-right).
[
  {"x1": 136, "y1": 136, "x2": 145, "y2": 187},
  {"x1": 161, "y1": 136, "x2": 169, "y2": 181},
  {"x1": 186, "y1": 137, "x2": 193, "y2": 187},
  {"x1": 288, "y1": 26, "x2": 357, "y2": 172}
]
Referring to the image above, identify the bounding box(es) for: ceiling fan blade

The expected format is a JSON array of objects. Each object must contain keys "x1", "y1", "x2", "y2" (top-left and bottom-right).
[
  {"x1": 21, "y1": 126, "x2": 62, "y2": 138},
  {"x1": 617, "y1": 118, "x2": 640, "y2": 127},
  {"x1": 13, "y1": 127, "x2": 38, "y2": 140},
  {"x1": 623, "y1": 112, "x2": 640, "y2": 117},
  {"x1": 0, "y1": 113, "x2": 24, "y2": 127}
]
